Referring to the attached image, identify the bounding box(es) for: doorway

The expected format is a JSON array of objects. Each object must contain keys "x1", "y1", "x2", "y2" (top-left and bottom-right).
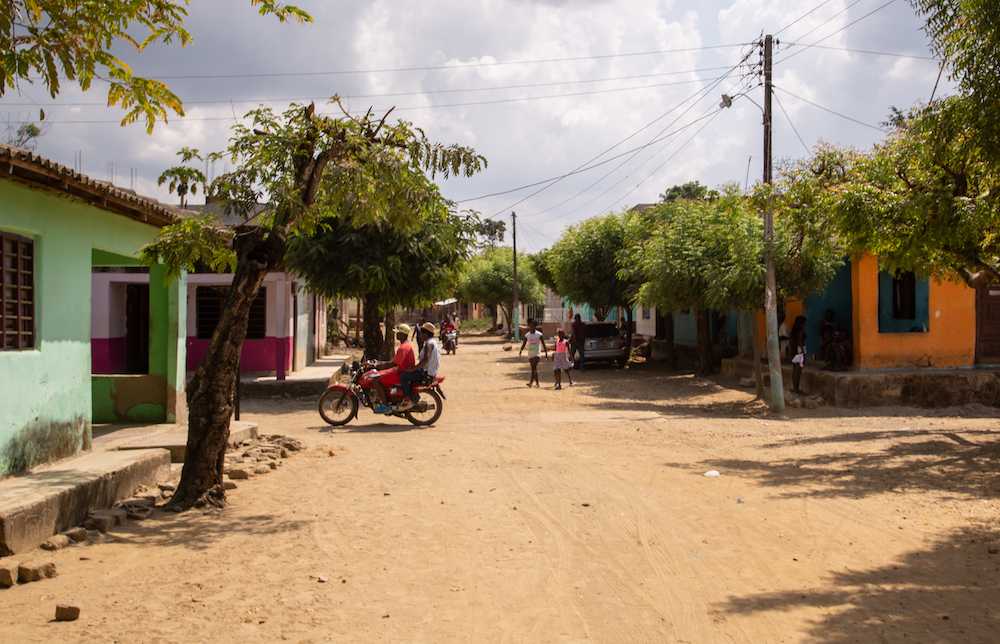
[
  {"x1": 125, "y1": 283, "x2": 150, "y2": 374},
  {"x1": 976, "y1": 284, "x2": 1000, "y2": 364}
]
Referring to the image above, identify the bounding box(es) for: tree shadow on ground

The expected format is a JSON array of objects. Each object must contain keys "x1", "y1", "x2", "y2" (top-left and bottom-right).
[
  {"x1": 714, "y1": 525, "x2": 1000, "y2": 643},
  {"x1": 667, "y1": 429, "x2": 1000, "y2": 500},
  {"x1": 100, "y1": 512, "x2": 309, "y2": 551}
]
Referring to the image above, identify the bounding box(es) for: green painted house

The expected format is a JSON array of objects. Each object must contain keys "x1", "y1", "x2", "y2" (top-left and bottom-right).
[{"x1": 0, "y1": 145, "x2": 187, "y2": 476}]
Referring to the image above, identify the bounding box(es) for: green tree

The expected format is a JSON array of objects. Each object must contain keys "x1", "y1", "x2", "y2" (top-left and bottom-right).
[
  {"x1": 142, "y1": 101, "x2": 485, "y2": 509},
  {"x1": 457, "y1": 247, "x2": 543, "y2": 332},
  {"x1": 157, "y1": 147, "x2": 207, "y2": 208},
  {"x1": 546, "y1": 214, "x2": 640, "y2": 348},
  {"x1": 659, "y1": 180, "x2": 719, "y2": 203},
  {"x1": 0, "y1": 1, "x2": 310, "y2": 131},
  {"x1": 5, "y1": 122, "x2": 41, "y2": 148},
  {"x1": 829, "y1": 101, "x2": 999, "y2": 286},
  {"x1": 528, "y1": 248, "x2": 559, "y2": 293},
  {"x1": 285, "y1": 201, "x2": 482, "y2": 360}
]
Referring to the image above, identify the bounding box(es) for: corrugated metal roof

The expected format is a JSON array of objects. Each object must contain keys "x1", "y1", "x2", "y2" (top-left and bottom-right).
[{"x1": 0, "y1": 144, "x2": 180, "y2": 228}]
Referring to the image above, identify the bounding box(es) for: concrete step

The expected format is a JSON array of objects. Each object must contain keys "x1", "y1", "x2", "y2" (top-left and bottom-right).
[
  {"x1": 0, "y1": 448, "x2": 170, "y2": 556},
  {"x1": 114, "y1": 421, "x2": 258, "y2": 463}
]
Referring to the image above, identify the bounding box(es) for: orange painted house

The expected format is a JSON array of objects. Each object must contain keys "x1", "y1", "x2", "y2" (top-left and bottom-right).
[{"x1": 759, "y1": 253, "x2": 1000, "y2": 370}]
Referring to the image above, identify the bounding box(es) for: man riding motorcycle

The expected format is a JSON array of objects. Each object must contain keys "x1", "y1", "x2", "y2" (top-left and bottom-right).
[
  {"x1": 398, "y1": 322, "x2": 441, "y2": 412},
  {"x1": 370, "y1": 324, "x2": 416, "y2": 414}
]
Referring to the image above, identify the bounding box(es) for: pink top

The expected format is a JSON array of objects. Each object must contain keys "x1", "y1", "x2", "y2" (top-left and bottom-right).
[{"x1": 555, "y1": 338, "x2": 569, "y2": 353}]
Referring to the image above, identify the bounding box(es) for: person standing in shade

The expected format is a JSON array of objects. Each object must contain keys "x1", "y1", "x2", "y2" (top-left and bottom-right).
[
  {"x1": 570, "y1": 313, "x2": 586, "y2": 370},
  {"x1": 519, "y1": 318, "x2": 548, "y2": 388},
  {"x1": 790, "y1": 315, "x2": 808, "y2": 394},
  {"x1": 552, "y1": 329, "x2": 574, "y2": 390}
]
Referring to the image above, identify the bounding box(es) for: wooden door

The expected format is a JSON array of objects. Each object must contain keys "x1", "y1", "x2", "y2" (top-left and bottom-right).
[{"x1": 977, "y1": 284, "x2": 1000, "y2": 363}]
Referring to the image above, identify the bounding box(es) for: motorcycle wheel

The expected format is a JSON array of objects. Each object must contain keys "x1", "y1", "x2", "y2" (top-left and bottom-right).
[
  {"x1": 404, "y1": 388, "x2": 444, "y2": 427},
  {"x1": 318, "y1": 389, "x2": 358, "y2": 426}
]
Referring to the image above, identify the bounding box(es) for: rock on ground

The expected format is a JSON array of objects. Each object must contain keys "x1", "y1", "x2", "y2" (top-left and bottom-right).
[
  {"x1": 54, "y1": 604, "x2": 80, "y2": 621},
  {"x1": 0, "y1": 561, "x2": 18, "y2": 587},
  {"x1": 17, "y1": 561, "x2": 56, "y2": 583},
  {"x1": 40, "y1": 534, "x2": 71, "y2": 551},
  {"x1": 64, "y1": 527, "x2": 88, "y2": 543}
]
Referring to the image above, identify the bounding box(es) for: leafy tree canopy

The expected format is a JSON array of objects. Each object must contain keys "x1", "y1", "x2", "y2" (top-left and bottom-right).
[
  {"x1": 158, "y1": 147, "x2": 207, "y2": 208},
  {"x1": 825, "y1": 99, "x2": 999, "y2": 285},
  {"x1": 0, "y1": 1, "x2": 310, "y2": 132},
  {"x1": 659, "y1": 180, "x2": 719, "y2": 203},
  {"x1": 528, "y1": 248, "x2": 559, "y2": 293},
  {"x1": 457, "y1": 247, "x2": 544, "y2": 317}
]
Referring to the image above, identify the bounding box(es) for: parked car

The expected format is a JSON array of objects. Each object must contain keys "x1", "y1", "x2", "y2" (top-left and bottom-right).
[{"x1": 581, "y1": 322, "x2": 628, "y2": 368}]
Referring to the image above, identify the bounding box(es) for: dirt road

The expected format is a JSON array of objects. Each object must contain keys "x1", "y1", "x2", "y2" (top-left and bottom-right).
[{"x1": 4, "y1": 336, "x2": 999, "y2": 643}]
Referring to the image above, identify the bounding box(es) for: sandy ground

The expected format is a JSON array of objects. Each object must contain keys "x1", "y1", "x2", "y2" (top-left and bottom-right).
[{"x1": 3, "y1": 336, "x2": 1000, "y2": 643}]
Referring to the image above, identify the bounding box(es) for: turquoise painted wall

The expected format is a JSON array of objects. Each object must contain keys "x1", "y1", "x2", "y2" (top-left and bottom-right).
[
  {"x1": 0, "y1": 180, "x2": 179, "y2": 474},
  {"x1": 805, "y1": 261, "x2": 854, "y2": 356}
]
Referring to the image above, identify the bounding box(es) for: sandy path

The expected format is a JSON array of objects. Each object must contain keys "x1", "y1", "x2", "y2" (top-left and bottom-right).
[{"x1": 3, "y1": 336, "x2": 999, "y2": 643}]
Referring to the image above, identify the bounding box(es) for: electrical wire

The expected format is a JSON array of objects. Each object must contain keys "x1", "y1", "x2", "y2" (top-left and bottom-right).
[
  {"x1": 0, "y1": 65, "x2": 741, "y2": 108},
  {"x1": 773, "y1": 91, "x2": 811, "y2": 154},
  {"x1": 474, "y1": 47, "x2": 757, "y2": 215},
  {"x1": 133, "y1": 43, "x2": 752, "y2": 80},
  {"x1": 774, "y1": 85, "x2": 887, "y2": 132},
  {"x1": 778, "y1": 0, "x2": 901, "y2": 65},
  {"x1": 779, "y1": 0, "x2": 865, "y2": 52},
  {"x1": 775, "y1": 0, "x2": 839, "y2": 36},
  {"x1": 778, "y1": 43, "x2": 935, "y2": 60}
]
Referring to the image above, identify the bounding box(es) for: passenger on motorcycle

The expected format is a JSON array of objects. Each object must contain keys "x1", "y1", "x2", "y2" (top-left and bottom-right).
[
  {"x1": 370, "y1": 324, "x2": 416, "y2": 413},
  {"x1": 398, "y1": 322, "x2": 441, "y2": 411}
]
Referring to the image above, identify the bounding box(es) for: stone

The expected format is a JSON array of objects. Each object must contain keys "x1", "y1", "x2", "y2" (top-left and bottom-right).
[
  {"x1": 280, "y1": 448, "x2": 290, "y2": 459},
  {"x1": 157, "y1": 483, "x2": 176, "y2": 493},
  {"x1": 54, "y1": 604, "x2": 80, "y2": 622},
  {"x1": 0, "y1": 561, "x2": 18, "y2": 587},
  {"x1": 17, "y1": 560, "x2": 56, "y2": 583},
  {"x1": 253, "y1": 465, "x2": 271, "y2": 475},
  {"x1": 64, "y1": 527, "x2": 88, "y2": 543},
  {"x1": 223, "y1": 481, "x2": 238, "y2": 491},
  {"x1": 227, "y1": 468, "x2": 251, "y2": 480},
  {"x1": 83, "y1": 514, "x2": 113, "y2": 534},
  {"x1": 125, "y1": 506, "x2": 152, "y2": 521},
  {"x1": 268, "y1": 462, "x2": 278, "y2": 470},
  {"x1": 40, "y1": 534, "x2": 71, "y2": 551}
]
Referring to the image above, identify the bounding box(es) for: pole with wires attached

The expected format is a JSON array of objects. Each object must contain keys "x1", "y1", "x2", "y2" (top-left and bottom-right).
[
  {"x1": 762, "y1": 34, "x2": 786, "y2": 412},
  {"x1": 511, "y1": 212, "x2": 521, "y2": 342}
]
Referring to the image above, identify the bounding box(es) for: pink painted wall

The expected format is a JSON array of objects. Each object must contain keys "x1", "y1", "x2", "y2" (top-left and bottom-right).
[
  {"x1": 91, "y1": 337, "x2": 127, "y2": 374},
  {"x1": 186, "y1": 336, "x2": 292, "y2": 376}
]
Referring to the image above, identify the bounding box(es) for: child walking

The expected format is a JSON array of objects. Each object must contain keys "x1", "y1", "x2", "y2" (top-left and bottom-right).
[
  {"x1": 552, "y1": 329, "x2": 574, "y2": 390},
  {"x1": 519, "y1": 319, "x2": 548, "y2": 388}
]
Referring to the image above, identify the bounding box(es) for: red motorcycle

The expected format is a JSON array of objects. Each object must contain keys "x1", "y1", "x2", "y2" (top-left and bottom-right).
[{"x1": 318, "y1": 360, "x2": 446, "y2": 427}]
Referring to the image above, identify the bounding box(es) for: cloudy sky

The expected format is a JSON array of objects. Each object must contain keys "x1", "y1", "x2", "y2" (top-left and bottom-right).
[{"x1": 3, "y1": 0, "x2": 946, "y2": 251}]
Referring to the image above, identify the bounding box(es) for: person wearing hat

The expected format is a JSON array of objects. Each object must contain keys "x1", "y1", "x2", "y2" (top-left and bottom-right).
[
  {"x1": 370, "y1": 323, "x2": 417, "y2": 413},
  {"x1": 399, "y1": 322, "x2": 441, "y2": 411}
]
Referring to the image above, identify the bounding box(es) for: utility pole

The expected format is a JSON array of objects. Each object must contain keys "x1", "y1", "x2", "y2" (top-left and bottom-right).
[
  {"x1": 762, "y1": 34, "x2": 786, "y2": 412},
  {"x1": 511, "y1": 212, "x2": 521, "y2": 341}
]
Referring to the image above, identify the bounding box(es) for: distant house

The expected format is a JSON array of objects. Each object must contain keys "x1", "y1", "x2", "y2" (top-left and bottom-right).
[
  {"x1": 0, "y1": 145, "x2": 187, "y2": 475},
  {"x1": 92, "y1": 200, "x2": 329, "y2": 380}
]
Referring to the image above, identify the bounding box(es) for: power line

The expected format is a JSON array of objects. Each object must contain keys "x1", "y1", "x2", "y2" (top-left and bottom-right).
[
  {"x1": 0, "y1": 74, "x2": 737, "y2": 125},
  {"x1": 773, "y1": 91, "x2": 811, "y2": 154},
  {"x1": 778, "y1": 43, "x2": 935, "y2": 60},
  {"x1": 775, "y1": 0, "x2": 839, "y2": 36},
  {"x1": 133, "y1": 43, "x2": 752, "y2": 80},
  {"x1": 0, "y1": 65, "x2": 741, "y2": 108},
  {"x1": 477, "y1": 47, "x2": 758, "y2": 216},
  {"x1": 778, "y1": 0, "x2": 901, "y2": 65},
  {"x1": 780, "y1": 0, "x2": 865, "y2": 52},
  {"x1": 774, "y1": 85, "x2": 887, "y2": 132}
]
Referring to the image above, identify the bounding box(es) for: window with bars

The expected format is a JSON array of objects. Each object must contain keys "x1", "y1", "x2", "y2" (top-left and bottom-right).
[
  {"x1": 196, "y1": 286, "x2": 266, "y2": 340},
  {"x1": 1, "y1": 232, "x2": 35, "y2": 351}
]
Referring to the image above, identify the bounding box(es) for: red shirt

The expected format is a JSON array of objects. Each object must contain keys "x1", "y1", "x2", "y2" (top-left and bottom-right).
[{"x1": 394, "y1": 341, "x2": 416, "y2": 370}]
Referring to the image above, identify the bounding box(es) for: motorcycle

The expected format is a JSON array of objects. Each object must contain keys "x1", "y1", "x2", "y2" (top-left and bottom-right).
[
  {"x1": 442, "y1": 329, "x2": 458, "y2": 355},
  {"x1": 318, "y1": 360, "x2": 446, "y2": 427}
]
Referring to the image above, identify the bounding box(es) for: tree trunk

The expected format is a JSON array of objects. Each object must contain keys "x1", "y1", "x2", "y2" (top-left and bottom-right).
[
  {"x1": 663, "y1": 311, "x2": 676, "y2": 370},
  {"x1": 381, "y1": 308, "x2": 396, "y2": 361},
  {"x1": 751, "y1": 310, "x2": 765, "y2": 399},
  {"x1": 490, "y1": 306, "x2": 498, "y2": 332},
  {"x1": 695, "y1": 308, "x2": 712, "y2": 377},
  {"x1": 169, "y1": 230, "x2": 277, "y2": 509},
  {"x1": 362, "y1": 293, "x2": 384, "y2": 360},
  {"x1": 624, "y1": 305, "x2": 633, "y2": 364}
]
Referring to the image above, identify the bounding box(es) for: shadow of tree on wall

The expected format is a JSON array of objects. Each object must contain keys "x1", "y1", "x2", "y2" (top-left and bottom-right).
[
  {"x1": 714, "y1": 525, "x2": 1000, "y2": 643},
  {"x1": 668, "y1": 428, "x2": 1000, "y2": 500}
]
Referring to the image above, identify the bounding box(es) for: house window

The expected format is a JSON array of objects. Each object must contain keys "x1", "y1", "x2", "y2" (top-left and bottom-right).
[
  {"x1": 641, "y1": 306, "x2": 652, "y2": 320},
  {"x1": 878, "y1": 270, "x2": 928, "y2": 333},
  {"x1": 1, "y1": 232, "x2": 35, "y2": 350},
  {"x1": 892, "y1": 272, "x2": 916, "y2": 320},
  {"x1": 196, "y1": 286, "x2": 266, "y2": 340}
]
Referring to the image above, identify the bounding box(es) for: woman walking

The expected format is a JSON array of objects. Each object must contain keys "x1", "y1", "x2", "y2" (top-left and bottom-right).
[
  {"x1": 519, "y1": 319, "x2": 548, "y2": 388},
  {"x1": 552, "y1": 329, "x2": 574, "y2": 390},
  {"x1": 790, "y1": 315, "x2": 808, "y2": 394}
]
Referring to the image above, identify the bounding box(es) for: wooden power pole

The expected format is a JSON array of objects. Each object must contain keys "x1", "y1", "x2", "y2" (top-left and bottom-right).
[
  {"x1": 762, "y1": 34, "x2": 786, "y2": 412},
  {"x1": 511, "y1": 212, "x2": 521, "y2": 341}
]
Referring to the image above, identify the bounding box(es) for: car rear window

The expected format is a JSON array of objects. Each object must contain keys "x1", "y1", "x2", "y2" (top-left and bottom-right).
[{"x1": 586, "y1": 324, "x2": 619, "y2": 338}]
